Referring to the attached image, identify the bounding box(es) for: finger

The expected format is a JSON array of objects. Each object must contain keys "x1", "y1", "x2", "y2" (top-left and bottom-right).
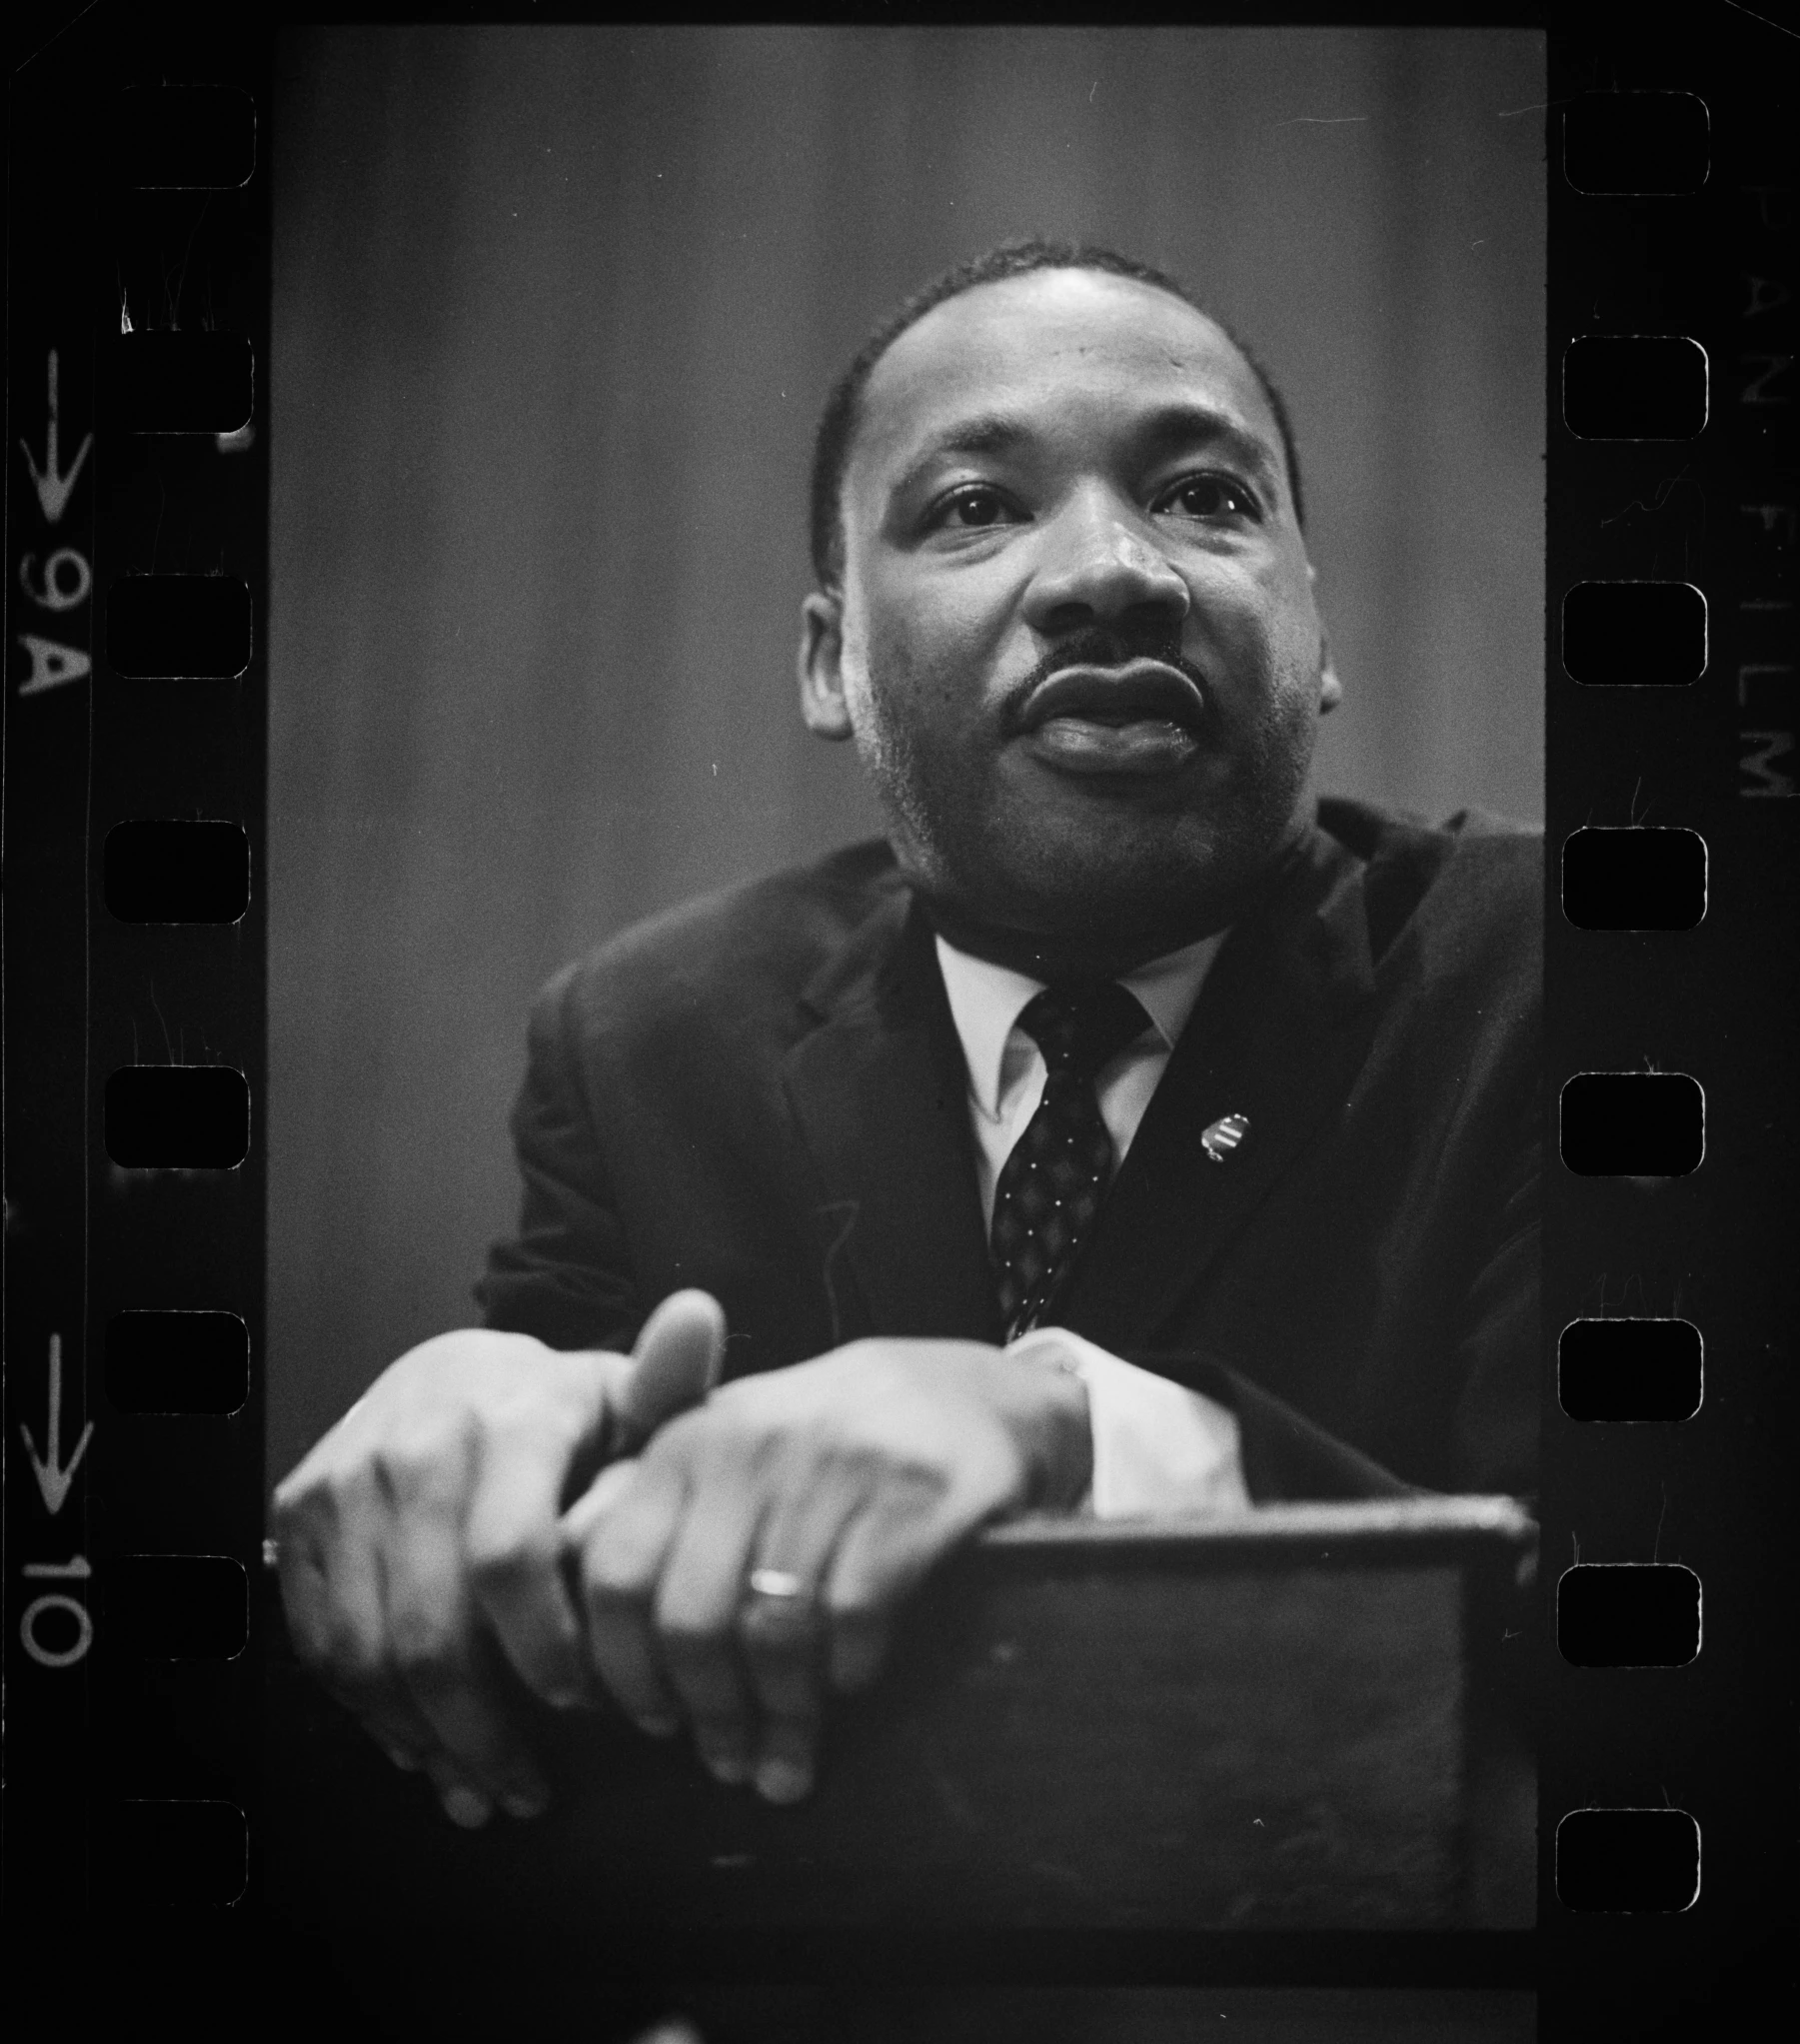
[
  {"x1": 368, "y1": 1725, "x2": 429, "y2": 1772},
  {"x1": 421, "y1": 1749, "x2": 494, "y2": 1830},
  {"x1": 747, "y1": 1706, "x2": 820, "y2": 1806},
  {"x1": 736, "y1": 1480, "x2": 866, "y2": 1802},
  {"x1": 575, "y1": 1455, "x2": 688, "y2": 1735},
  {"x1": 614, "y1": 1291, "x2": 727, "y2": 1450},
  {"x1": 274, "y1": 1484, "x2": 383, "y2": 1676},
  {"x1": 277, "y1": 1483, "x2": 443, "y2": 1768},
  {"x1": 382, "y1": 1474, "x2": 550, "y2": 1816},
  {"x1": 826, "y1": 1603, "x2": 894, "y2": 1698},
  {"x1": 822, "y1": 1489, "x2": 960, "y2": 1695},
  {"x1": 464, "y1": 1419, "x2": 594, "y2": 1710},
  {"x1": 738, "y1": 1577, "x2": 828, "y2": 1725},
  {"x1": 558, "y1": 1456, "x2": 640, "y2": 1549},
  {"x1": 320, "y1": 1669, "x2": 443, "y2": 1775},
  {"x1": 741, "y1": 1467, "x2": 863, "y2": 1722},
  {"x1": 737, "y1": 1588, "x2": 827, "y2": 1803},
  {"x1": 653, "y1": 1467, "x2": 764, "y2": 1786}
]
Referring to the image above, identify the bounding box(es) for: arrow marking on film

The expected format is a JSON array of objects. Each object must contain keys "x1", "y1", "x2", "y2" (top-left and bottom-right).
[
  {"x1": 18, "y1": 352, "x2": 93, "y2": 526},
  {"x1": 20, "y1": 1333, "x2": 93, "y2": 1515}
]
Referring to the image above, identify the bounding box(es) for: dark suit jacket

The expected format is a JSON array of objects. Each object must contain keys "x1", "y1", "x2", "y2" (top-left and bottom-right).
[{"x1": 477, "y1": 796, "x2": 1541, "y2": 1505}]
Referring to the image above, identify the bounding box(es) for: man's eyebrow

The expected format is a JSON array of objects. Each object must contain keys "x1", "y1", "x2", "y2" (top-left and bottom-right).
[
  {"x1": 888, "y1": 413, "x2": 1034, "y2": 498},
  {"x1": 885, "y1": 402, "x2": 1285, "y2": 502},
  {"x1": 1132, "y1": 403, "x2": 1284, "y2": 494}
]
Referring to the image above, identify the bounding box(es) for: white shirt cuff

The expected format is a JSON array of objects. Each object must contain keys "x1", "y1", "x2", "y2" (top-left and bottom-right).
[{"x1": 1006, "y1": 1328, "x2": 1252, "y2": 1519}]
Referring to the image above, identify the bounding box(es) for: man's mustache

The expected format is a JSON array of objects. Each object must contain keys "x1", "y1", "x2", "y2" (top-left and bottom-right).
[{"x1": 1012, "y1": 627, "x2": 1209, "y2": 705}]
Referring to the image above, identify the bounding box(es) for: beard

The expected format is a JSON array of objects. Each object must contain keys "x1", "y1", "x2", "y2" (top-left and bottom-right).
[{"x1": 844, "y1": 646, "x2": 1320, "y2": 966}]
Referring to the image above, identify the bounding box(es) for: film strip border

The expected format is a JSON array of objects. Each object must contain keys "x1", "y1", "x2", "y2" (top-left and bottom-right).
[
  {"x1": 1540, "y1": 18, "x2": 1795, "y2": 2041},
  {"x1": 3, "y1": 7, "x2": 1794, "y2": 2026},
  {"x1": 4, "y1": 17, "x2": 270, "y2": 1921}
]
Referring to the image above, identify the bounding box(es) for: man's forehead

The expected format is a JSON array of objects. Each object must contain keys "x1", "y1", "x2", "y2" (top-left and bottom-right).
[{"x1": 854, "y1": 269, "x2": 1272, "y2": 476}]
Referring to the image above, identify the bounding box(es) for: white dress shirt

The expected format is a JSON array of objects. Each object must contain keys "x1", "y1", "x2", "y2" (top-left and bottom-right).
[{"x1": 933, "y1": 933, "x2": 1253, "y2": 1519}]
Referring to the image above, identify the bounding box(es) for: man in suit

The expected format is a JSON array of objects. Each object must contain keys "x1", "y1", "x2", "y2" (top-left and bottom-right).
[{"x1": 274, "y1": 240, "x2": 1539, "y2": 1835}]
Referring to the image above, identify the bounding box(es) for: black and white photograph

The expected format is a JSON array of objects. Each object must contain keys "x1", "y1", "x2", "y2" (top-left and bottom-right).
[
  {"x1": 256, "y1": 24, "x2": 1548, "y2": 2040},
  {"x1": 11, "y1": 10, "x2": 1796, "y2": 2040}
]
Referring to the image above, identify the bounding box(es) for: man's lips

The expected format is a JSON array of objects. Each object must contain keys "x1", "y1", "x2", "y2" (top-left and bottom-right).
[
  {"x1": 1010, "y1": 660, "x2": 1209, "y2": 780},
  {"x1": 1014, "y1": 660, "x2": 1206, "y2": 736}
]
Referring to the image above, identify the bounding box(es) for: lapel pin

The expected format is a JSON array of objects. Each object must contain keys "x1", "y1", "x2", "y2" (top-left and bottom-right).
[{"x1": 1200, "y1": 1111, "x2": 1250, "y2": 1164}]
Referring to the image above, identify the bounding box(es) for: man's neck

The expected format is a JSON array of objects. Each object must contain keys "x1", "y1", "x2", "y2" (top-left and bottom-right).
[
  {"x1": 917, "y1": 902, "x2": 1223, "y2": 984},
  {"x1": 911, "y1": 824, "x2": 1310, "y2": 983}
]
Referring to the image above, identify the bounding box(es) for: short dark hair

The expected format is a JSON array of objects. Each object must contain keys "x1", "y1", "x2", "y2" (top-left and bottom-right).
[{"x1": 808, "y1": 237, "x2": 1305, "y2": 590}]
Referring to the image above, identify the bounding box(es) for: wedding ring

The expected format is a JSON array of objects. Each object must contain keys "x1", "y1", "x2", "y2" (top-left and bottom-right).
[
  {"x1": 747, "y1": 1567, "x2": 808, "y2": 1601},
  {"x1": 740, "y1": 1565, "x2": 821, "y2": 1649}
]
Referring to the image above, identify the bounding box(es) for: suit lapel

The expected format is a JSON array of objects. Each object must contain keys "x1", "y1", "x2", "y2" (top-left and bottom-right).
[
  {"x1": 1058, "y1": 830, "x2": 1382, "y2": 1353},
  {"x1": 781, "y1": 890, "x2": 1004, "y2": 1347}
]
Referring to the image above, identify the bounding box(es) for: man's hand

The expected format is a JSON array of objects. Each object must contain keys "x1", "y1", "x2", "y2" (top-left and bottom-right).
[
  {"x1": 272, "y1": 1290, "x2": 726, "y2": 1826},
  {"x1": 559, "y1": 1338, "x2": 1090, "y2": 1805}
]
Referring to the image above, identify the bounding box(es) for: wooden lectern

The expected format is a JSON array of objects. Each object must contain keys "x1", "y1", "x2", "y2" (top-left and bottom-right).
[{"x1": 265, "y1": 1495, "x2": 1535, "y2": 1932}]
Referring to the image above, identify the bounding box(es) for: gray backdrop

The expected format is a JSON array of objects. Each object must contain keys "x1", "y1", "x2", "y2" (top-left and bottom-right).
[{"x1": 269, "y1": 26, "x2": 1545, "y2": 1478}]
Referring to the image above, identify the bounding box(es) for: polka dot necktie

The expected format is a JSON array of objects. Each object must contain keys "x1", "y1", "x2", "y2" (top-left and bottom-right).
[{"x1": 989, "y1": 981, "x2": 1151, "y2": 1339}]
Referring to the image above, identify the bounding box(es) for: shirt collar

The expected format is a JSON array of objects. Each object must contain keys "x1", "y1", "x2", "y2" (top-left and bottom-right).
[{"x1": 933, "y1": 926, "x2": 1228, "y2": 1119}]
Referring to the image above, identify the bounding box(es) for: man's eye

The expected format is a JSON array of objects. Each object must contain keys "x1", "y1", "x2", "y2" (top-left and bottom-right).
[
  {"x1": 1156, "y1": 475, "x2": 1259, "y2": 521},
  {"x1": 935, "y1": 487, "x2": 1016, "y2": 530}
]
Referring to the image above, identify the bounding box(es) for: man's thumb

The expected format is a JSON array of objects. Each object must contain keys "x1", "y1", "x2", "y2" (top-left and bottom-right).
[{"x1": 615, "y1": 1289, "x2": 727, "y2": 1445}]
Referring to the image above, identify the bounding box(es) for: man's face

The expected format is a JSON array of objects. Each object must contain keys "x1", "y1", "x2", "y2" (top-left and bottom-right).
[{"x1": 801, "y1": 268, "x2": 1339, "y2": 965}]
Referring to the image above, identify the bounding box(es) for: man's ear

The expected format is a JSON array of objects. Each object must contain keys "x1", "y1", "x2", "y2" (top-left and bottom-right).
[
  {"x1": 799, "y1": 591, "x2": 854, "y2": 741},
  {"x1": 1318, "y1": 633, "x2": 1342, "y2": 715},
  {"x1": 1307, "y1": 568, "x2": 1342, "y2": 715}
]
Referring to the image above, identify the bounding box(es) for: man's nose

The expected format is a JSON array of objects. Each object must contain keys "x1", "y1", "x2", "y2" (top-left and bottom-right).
[{"x1": 1021, "y1": 499, "x2": 1189, "y2": 640}]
